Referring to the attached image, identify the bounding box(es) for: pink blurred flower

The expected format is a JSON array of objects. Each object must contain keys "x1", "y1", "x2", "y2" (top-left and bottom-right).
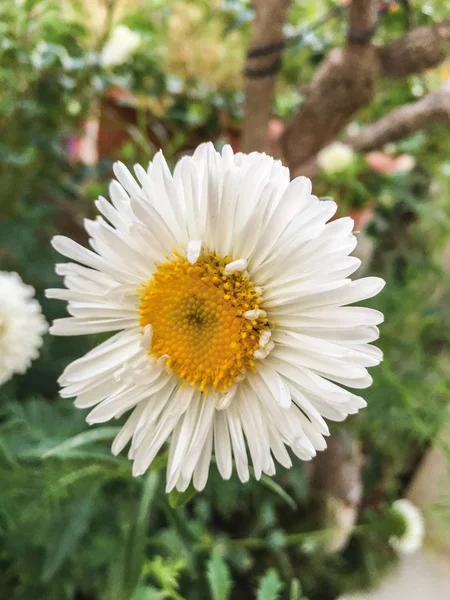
[
  {"x1": 267, "y1": 118, "x2": 285, "y2": 141},
  {"x1": 66, "y1": 136, "x2": 79, "y2": 159},
  {"x1": 366, "y1": 151, "x2": 415, "y2": 174},
  {"x1": 68, "y1": 119, "x2": 99, "y2": 165}
]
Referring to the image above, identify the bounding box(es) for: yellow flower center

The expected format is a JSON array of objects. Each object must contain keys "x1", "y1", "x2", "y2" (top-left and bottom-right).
[{"x1": 138, "y1": 251, "x2": 268, "y2": 392}]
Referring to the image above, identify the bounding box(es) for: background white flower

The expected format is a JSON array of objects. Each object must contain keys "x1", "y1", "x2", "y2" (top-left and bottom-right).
[
  {"x1": 317, "y1": 142, "x2": 355, "y2": 175},
  {"x1": 393, "y1": 154, "x2": 416, "y2": 173},
  {"x1": 48, "y1": 143, "x2": 384, "y2": 492},
  {"x1": 100, "y1": 24, "x2": 141, "y2": 68},
  {"x1": 0, "y1": 272, "x2": 48, "y2": 386},
  {"x1": 390, "y1": 499, "x2": 425, "y2": 554}
]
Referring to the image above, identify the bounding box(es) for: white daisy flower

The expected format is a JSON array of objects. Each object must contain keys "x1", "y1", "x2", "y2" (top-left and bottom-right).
[
  {"x1": 47, "y1": 143, "x2": 385, "y2": 492},
  {"x1": 390, "y1": 499, "x2": 425, "y2": 554},
  {"x1": 0, "y1": 271, "x2": 48, "y2": 386}
]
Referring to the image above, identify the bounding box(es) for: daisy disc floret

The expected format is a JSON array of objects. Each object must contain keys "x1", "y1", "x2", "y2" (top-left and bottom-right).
[
  {"x1": 138, "y1": 251, "x2": 268, "y2": 392},
  {"x1": 48, "y1": 143, "x2": 385, "y2": 492},
  {"x1": 0, "y1": 271, "x2": 48, "y2": 386}
]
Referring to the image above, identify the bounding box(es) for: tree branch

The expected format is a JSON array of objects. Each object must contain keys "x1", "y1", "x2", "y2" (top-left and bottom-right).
[
  {"x1": 281, "y1": 0, "x2": 379, "y2": 169},
  {"x1": 347, "y1": 0, "x2": 378, "y2": 43},
  {"x1": 242, "y1": 0, "x2": 292, "y2": 153},
  {"x1": 378, "y1": 18, "x2": 450, "y2": 79},
  {"x1": 280, "y1": 12, "x2": 450, "y2": 174},
  {"x1": 346, "y1": 84, "x2": 450, "y2": 152}
]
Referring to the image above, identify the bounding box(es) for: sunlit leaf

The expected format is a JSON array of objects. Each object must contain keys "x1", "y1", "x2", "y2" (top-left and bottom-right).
[
  {"x1": 257, "y1": 569, "x2": 284, "y2": 600},
  {"x1": 207, "y1": 553, "x2": 232, "y2": 600}
]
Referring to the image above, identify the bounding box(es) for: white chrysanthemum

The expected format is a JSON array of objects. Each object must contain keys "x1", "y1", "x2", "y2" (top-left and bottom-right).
[
  {"x1": 47, "y1": 143, "x2": 385, "y2": 492},
  {"x1": 317, "y1": 142, "x2": 355, "y2": 174},
  {"x1": 0, "y1": 272, "x2": 48, "y2": 386},
  {"x1": 100, "y1": 24, "x2": 141, "y2": 68},
  {"x1": 390, "y1": 499, "x2": 425, "y2": 554}
]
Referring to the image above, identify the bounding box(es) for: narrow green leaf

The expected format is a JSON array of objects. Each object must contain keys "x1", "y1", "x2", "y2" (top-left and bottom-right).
[
  {"x1": 257, "y1": 569, "x2": 283, "y2": 600},
  {"x1": 41, "y1": 449, "x2": 130, "y2": 465},
  {"x1": 206, "y1": 553, "x2": 232, "y2": 600},
  {"x1": 121, "y1": 471, "x2": 160, "y2": 599},
  {"x1": 290, "y1": 578, "x2": 302, "y2": 600},
  {"x1": 42, "y1": 490, "x2": 97, "y2": 582},
  {"x1": 259, "y1": 474, "x2": 298, "y2": 511},
  {"x1": 168, "y1": 483, "x2": 196, "y2": 509},
  {"x1": 41, "y1": 426, "x2": 121, "y2": 458}
]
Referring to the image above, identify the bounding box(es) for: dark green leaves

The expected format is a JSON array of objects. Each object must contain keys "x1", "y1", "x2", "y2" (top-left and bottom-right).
[
  {"x1": 120, "y1": 472, "x2": 160, "y2": 599},
  {"x1": 42, "y1": 490, "x2": 98, "y2": 582}
]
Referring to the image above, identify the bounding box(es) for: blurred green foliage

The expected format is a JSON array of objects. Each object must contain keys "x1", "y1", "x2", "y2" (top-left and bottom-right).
[{"x1": 1, "y1": 0, "x2": 450, "y2": 599}]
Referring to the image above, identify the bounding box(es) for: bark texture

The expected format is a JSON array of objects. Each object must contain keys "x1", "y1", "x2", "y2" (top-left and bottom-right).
[
  {"x1": 311, "y1": 433, "x2": 363, "y2": 552},
  {"x1": 378, "y1": 19, "x2": 450, "y2": 79},
  {"x1": 279, "y1": 12, "x2": 450, "y2": 173},
  {"x1": 346, "y1": 83, "x2": 450, "y2": 151},
  {"x1": 281, "y1": 0, "x2": 379, "y2": 170},
  {"x1": 242, "y1": 0, "x2": 293, "y2": 153}
]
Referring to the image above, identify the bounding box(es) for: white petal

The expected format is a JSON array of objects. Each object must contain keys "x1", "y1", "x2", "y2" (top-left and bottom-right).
[
  {"x1": 244, "y1": 309, "x2": 266, "y2": 320},
  {"x1": 256, "y1": 363, "x2": 291, "y2": 409},
  {"x1": 224, "y1": 258, "x2": 247, "y2": 275},
  {"x1": 111, "y1": 403, "x2": 146, "y2": 455},
  {"x1": 214, "y1": 411, "x2": 233, "y2": 479},
  {"x1": 215, "y1": 384, "x2": 237, "y2": 410},
  {"x1": 113, "y1": 161, "x2": 142, "y2": 197},
  {"x1": 187, "y1": 239, "x2": 202, "y2": 264},
  {"x1": 51, "y1": 236, "x2": 140, "y2": 284},
  {"x1": 140, "y1": 324, "x2": 153, "y2": 351},
  {"x1": 50, "y1": 316, "x2": 138, "y2": 336},
  {"x1": 193, "y1": 427, "x2": 213, "y2": 491}
]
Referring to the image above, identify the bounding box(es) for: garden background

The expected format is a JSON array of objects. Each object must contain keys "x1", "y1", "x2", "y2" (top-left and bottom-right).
[{"x1": 1, "y1": 1, "x2": 450, "y2": 599}]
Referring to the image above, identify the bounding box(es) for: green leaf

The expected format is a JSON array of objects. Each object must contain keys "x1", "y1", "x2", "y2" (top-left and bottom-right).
[
  {"x1": 257, "y1": 569, "x2": 283, "y2": 600},
  {"x1": 290, "y1": 579, "x2": 302, "y2": 600},
  {"x1": 150, "y1": 448, "x2": 169, "y2": 472},
  {"x1": 206, "y1": 553, "x2": 232, "y2": 600},
  {"x1": 131, "y1": 586, "x2": 168, "y2": 600},
  {"x1": 41, "y1": 426, "x2": 121, "y2": 458},
  {"x1": 147, "y1": 556, "x2": 186, "y2": 596},
  {"x1": 121, "y1": 471, "x2": 160, "y2": 599},
  {"x1": 259, "y1": 474, "x2": 298, "y2": 511},
  {"x1": 42, "y1": 490, "x2": 97, "y2": 582},
  {"x1": 168, "y1": 483, "x2": 196, "y2": 509}
]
